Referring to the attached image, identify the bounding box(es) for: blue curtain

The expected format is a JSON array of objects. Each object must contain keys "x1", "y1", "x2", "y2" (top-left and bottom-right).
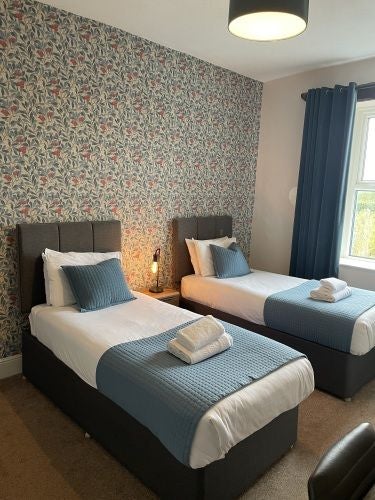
[{"x1": 289, "y1": 83, "x2": 357, "y2": 279}]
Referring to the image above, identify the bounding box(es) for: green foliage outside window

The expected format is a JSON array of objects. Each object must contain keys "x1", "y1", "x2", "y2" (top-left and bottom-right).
[{"x1": 350, "y1": 191, "x2": 375, "y2": 259}]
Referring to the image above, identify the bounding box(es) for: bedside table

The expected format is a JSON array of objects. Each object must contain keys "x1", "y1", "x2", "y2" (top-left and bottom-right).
[{"x1": 138, "y1": 288, "x2": 180, "y2": 307}]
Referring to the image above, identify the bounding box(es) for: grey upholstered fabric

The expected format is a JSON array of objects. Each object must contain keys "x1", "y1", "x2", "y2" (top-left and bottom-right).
[
  {"x1": 172, "y1": 215, "x2": 232, "y2": 283},
  {"x1": 17, "y1": 220, "x2": 121, "y2": 312},
  {"x1": 59, "y1": 222, "x2": 94, "y2": 252}
]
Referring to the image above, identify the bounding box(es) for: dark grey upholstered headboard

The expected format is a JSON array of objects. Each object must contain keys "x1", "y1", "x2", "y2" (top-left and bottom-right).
[
  {"x1": 17, "y1": 220, "x2": 121, "y2": 313},
  {"x1": 172, "y1": 215, "x2": 232, "y2": 283}
]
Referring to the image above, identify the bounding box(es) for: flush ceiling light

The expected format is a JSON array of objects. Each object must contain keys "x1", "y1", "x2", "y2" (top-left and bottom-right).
[{"x1": 228, "y1": 0, "x2": 309, "y2": 41}]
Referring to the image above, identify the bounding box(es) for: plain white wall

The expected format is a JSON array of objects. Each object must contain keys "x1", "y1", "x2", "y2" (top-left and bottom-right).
[
  {"x1": 339, "y1": 263, "x2": 375, "y2": 291},
  {"x1": 251, "y1": 57, "x2": 375, "y2": 284}
]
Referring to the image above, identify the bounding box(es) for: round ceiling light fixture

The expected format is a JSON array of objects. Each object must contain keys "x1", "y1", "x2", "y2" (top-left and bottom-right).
[{"x1": 228, "y1": 0, "x2": 309, "y2": 41}]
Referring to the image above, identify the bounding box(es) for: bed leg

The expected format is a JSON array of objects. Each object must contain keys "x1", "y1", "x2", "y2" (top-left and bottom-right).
[
  {"x1": 344, "y1": 397, "x2": 352, "y2": 402},
  {"x1": 84, "y1": 432, "x2": 91, "y2": 439}
]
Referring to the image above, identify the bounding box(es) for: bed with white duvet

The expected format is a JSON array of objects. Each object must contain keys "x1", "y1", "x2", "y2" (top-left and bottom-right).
[
  {"x1": 181, "y1": 270, "x2": 375, "y2": 356},
  {"x1": 30, "y1": 291, "x2": 314, "y2": 469},
  {"x1": 18, "y1": 219, "x2": 316, "y2": 498},
  {"x1": 173, "y1": 214, "x2": 375, "y2": 401}
]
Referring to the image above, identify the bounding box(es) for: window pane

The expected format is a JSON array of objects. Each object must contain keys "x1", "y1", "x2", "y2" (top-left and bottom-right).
[
  {"x1": 363, "y1": 118, "x2": 375, "y2": 181},
  {"x1": 350, "y1": 190, "x2": 375, "y2": 259}
]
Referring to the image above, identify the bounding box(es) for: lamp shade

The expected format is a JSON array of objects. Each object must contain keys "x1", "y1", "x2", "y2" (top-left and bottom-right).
[
  {"x1": 151, "y1": 260, "x2": 158, "y2": 274},
  {"x1": 228, "y1": 0, "x2": 309, "y2": 41},
  {"x1": 149, "y1": 248, "x2": 163, "y2": 293}
]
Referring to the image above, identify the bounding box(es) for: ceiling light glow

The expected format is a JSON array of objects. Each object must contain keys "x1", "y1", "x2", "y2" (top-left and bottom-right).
[{"x1": 228, "y1": 0, "x2": 309, "y2": 42}]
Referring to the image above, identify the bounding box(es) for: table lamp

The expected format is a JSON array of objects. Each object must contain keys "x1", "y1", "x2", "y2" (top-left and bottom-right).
[{"x1": 149, "y1": 248, "x2": 164, "y2": 293}]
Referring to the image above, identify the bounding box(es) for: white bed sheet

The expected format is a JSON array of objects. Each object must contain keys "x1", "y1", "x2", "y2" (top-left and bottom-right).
[
  {"x1": 181, "y1": 271, "x2": 375, "y2": 356},
  {"x1": 29, "y1": 292, "x2": 314, "y2": 469}
]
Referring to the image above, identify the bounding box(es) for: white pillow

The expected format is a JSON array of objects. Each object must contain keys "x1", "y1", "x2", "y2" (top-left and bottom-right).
[
  {"x1": 185, "y1": 238, "x2": 201, "y2": 275},
  {"x1": 194, "y1": 237, "x2": 236, "y2": 277},
  {"x1": 42, "y1": 248, "x2": 122, "y2": 307}
]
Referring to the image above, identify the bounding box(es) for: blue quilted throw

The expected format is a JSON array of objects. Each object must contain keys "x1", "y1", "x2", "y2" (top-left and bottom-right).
[
  {"x1": 96, "y1": 320, "x2": 303, "y2": 466},
  {"x1": 264, "y1": 280, "x2": 375, "y2": 353}
]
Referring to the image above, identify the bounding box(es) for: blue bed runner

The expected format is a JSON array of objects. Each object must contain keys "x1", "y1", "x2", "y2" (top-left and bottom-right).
[
  {"x1": 264, "y1": 280, "x2": 375, "y2": 353},
  {"x1": 96, "y1": 320, "x2": 303, "y2": 466}
]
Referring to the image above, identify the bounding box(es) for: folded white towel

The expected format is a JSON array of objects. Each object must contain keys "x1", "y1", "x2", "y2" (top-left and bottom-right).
[
  {"x1": 168, "y1": 333, "x2": 233, "y2": 364},
  {"x1": 176, "y1": 315, "x2": 225, "y2": 352},
  {"x1": 320, "y1": 277, "x2": 348, "y2": 293},
  {"x1": 310, "y1": 286, "x2": 352, "y2": 303}
]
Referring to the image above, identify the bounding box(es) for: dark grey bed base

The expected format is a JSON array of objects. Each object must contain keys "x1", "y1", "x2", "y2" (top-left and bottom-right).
[
  {"x1": 173, "y1": 215, "x2": 375, "y2": 400},
  {"x1": 17, "y1": 220, "x2": 298, "y2": 500},
  {"x1": 22, "y1": 330, "x2": 297, "y2": 500}
]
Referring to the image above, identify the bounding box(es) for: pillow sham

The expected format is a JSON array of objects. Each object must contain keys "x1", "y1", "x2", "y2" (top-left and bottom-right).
[
  {"x1": 185, "y1": 238, "x2": 201, "y2": 275},
  {"x1": 62, "y1": 258, "x2": 135, "y2": 312},
  {"x1": 42, "y1": 248, "x2": 122, "y2": 307},
  {"x1": 194, "y1": 237, "x2": 236, "y2": 277},
  {"x1": 210, "y1": 242, "x2": 251, "y2": 279}
]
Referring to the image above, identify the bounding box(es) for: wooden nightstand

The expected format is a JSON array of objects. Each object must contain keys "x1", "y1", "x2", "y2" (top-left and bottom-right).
[{"x1": 138, "y1": 288, "x2": 180, "y2": 307}]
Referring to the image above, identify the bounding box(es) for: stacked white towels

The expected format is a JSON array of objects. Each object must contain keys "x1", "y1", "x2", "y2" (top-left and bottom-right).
[
  {"x1": 168, "y1": 315, "x2": 233, "y2": 364},
  {"x1": 310, "y1": 277, "x2": 352, "y2": 303}
]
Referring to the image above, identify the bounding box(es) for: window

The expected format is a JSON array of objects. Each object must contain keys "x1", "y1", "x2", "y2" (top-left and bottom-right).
[{"x1": 342, "y1": 101, "x2": 375, "y2": 263}]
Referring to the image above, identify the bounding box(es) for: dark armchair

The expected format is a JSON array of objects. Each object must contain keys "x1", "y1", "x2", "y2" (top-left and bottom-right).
[{"x1": 308, "y1": 423, "x2": 375, "y2": 500}]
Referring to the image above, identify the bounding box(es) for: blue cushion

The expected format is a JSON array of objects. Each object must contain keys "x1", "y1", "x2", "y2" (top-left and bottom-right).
[
  {"x1": 62, "y1": 258, "x2": 135, "y2": 312},
  {"x1": 210, "y1": 243, "x2": 251, "y2": 279}
]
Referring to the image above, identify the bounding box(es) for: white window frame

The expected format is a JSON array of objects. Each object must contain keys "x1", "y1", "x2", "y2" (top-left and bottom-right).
[{"x1": 341, "y1": 100, "x2": 375, "y2": 267}]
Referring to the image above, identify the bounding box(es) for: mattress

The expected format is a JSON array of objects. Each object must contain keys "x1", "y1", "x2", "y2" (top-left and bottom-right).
[
  {"x1": 181, "y1": 271, "x2": 375, "y2": 356},
  {"x1": 29, "y1": 292, "x2": 314, "y2": 469}
]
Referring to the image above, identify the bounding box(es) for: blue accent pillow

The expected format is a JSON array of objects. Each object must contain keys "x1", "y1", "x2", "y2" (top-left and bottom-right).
[
  {"x1": 210, "y1": 243, "x2": 251, "y2": 279},
  {"x1": 62, "y1": 258, "x2": 135, "y2": 312}
]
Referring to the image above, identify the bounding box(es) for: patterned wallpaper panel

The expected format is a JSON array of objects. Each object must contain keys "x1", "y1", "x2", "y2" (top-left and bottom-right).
[{"x1": 0, "y1": 0, "x2": 262, "y2": 358}]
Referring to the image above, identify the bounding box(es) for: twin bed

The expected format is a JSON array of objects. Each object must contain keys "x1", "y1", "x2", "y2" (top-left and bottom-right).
[
  {"x1": 18, "y1": 220, "x2": 313, "y2": 500},
  {"x1": 173, "y1": 215, "x2": 375, "y2": 400}
]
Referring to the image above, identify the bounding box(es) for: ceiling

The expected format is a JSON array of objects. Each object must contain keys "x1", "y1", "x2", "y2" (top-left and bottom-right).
[{"x1": 38, "y1": 0, "x2": 375, "y2": 82}]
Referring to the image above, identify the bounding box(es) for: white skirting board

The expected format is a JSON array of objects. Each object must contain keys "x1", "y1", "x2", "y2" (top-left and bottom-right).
[{"x1": 0, "y1": 354, "x2": 22, "y2": 379}]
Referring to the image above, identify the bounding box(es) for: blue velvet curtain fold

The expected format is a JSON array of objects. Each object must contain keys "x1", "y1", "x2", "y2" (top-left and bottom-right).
[{"x1": 289, "y1": 82, "x2": 357, "y2": 279}]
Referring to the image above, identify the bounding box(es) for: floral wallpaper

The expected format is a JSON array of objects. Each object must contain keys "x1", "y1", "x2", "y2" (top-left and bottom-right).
[{"x1": 0, "y1": 0, "x2": 262, "y2": 358}]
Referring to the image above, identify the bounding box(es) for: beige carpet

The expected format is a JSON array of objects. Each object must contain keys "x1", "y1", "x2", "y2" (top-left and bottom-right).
[{"x1": 0, "y1": 376, "x2": 374, "y2": 500}]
